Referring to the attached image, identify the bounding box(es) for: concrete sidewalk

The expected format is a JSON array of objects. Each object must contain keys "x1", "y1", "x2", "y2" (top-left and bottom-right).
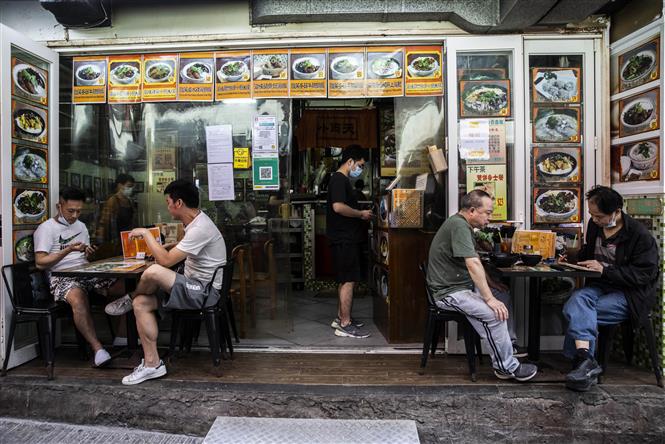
[{"x1": 0, "y1": 417, "x2": 202, "y2": 444}]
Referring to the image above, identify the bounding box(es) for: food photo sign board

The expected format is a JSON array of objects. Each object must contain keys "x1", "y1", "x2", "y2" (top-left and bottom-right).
[
  {"x1": 289, "y1": 48, "x2": 327, "y2": 98},
  {"x1": 404, "y1": 46, "x2": 443, "y2": 96},
  {"x1": 142, "y1": 54, "x2": 177, "y2": 102},
  {"x1": 328, "y1": 47, "x2": 366, "y2": 98},
  {"x1": 466, "y1": 164, "x2": 507, "y2": 221},
  {"x1": 366, "y1": 47, "x2": 404, "y2": 97},
  {"x1": 12, "y1": 58, "x2": 48, "y2": 106},
  {"x1": 533, "y1": 187, "x2": 581, "y2": 225},
  {"x1": 215, "y1": 51, "x2": 252, "y2": 100},
  {"x1": 611, "y1": 137, "x2": 660, "y2": 183},
  {"x1": 12, "y1": 144, "x2": 48, "y2": 184},
  {"x1": 178, "y1": 52, "x2": 214, "y2": 101},
  {"x1": 72, "y1": 56, "x2": 107, "y2": 104},
  {"x1": 12, "y1": 188, "x2": 48, "y2": 225},
  {"x1": 12, "y1": 100, "x2": 48, "y2": 145},
  {"x1": 532, "y1": 147, "x2": 582, "y2": 184},
  {"x1": 532, "y1": 67, "x2": 581, "y2": 104},
  {"x1": 611, "y1": 35, "x2": 660, "y2": 95},
  {"x1": 13, "y1": 230, "x2": 35, "y2": 263},
  {"x1": 108, "y1": 55, "x2": 142, "y2": 103},
  {"x1": 532, "y1": 107, "x2": 581, "y2": 144},
  {"x1": 252, "y1": 49, "x2": 289, "y2": 98},
  {"x1": 612, "y1": 87, "x2": 660, "y2": 138},
  {"x1": 459, "y1": 79, "x2": 511, "y2": 118}
]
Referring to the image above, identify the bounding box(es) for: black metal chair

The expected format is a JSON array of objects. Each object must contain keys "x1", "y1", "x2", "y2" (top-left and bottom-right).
[
  {"x1": 1, "y1": 262, "x2": 88, "y2": 380},
  {"x1": 597, "y1": 314, "x2": 663, "y2": 387},
  {"x1": 419, "y1": 263, "x2": 483, "y2": 382},
  {"x1": 167, "y1": 260, "x2": 236, "y2": 370}
]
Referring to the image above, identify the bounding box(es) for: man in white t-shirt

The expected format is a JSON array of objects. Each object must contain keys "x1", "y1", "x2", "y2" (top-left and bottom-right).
[
  {"x1": 105, "y1": 180, "x2": 226, "y2": 385},
  {"x1": 34, "y1": 187, "x2": 125, "y2": 367}
]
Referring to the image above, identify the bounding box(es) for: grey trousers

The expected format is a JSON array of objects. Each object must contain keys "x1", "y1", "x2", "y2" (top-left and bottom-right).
[{"x1": 436, "y1": 288, "x2": 520, "y2": 374}]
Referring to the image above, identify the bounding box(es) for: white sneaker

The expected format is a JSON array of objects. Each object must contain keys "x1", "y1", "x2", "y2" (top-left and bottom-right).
[
  {"x1": 122, "y1": 359, "x2": 167, "y2": 385},
  {"x1": 105, "y1": 295, "x2": 133, "y2": 316},
  {"x1": 94, "y1": 349, "x2": 111, "y2": 367}
]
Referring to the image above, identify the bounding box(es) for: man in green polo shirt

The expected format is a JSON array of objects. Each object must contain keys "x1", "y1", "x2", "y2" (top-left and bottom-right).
[{"x1": 427, "y1": 190, "x2": 537, "y2": 382}]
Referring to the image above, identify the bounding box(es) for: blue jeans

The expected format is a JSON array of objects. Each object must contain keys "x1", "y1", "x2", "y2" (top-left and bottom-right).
[{"x1": 562, "y1": 286, "x2": 629, "y2": 358}]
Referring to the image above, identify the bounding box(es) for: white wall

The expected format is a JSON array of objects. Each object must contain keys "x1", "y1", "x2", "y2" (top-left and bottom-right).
[{"x1": 0, "y1": 0, "x2": 462, "y2": 47}]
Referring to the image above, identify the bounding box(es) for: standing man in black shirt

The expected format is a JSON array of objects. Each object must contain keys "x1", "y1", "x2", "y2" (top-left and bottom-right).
[{"x1": 326, "y1": 145, "x2": 373, "y2": 338}]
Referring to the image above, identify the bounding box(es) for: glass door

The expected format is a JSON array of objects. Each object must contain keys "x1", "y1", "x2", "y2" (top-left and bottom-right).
[
  {"x1": 445, "y1": 35, "x2": 526, "y2": 353},
  {"x1": 524, "y1": 38, "x2": 598, "y2": 351},
  {"x1": 1, "y1": 24, "x2": 60, "y2": 369}
]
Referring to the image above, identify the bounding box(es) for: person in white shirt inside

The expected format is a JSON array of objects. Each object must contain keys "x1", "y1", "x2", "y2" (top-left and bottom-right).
[
  {"x1": 34, "y1": 187, "x2": 125, "y2": 368},
  {"x1": 105, "y1": 180, "x2": 227, "y2": 385}
]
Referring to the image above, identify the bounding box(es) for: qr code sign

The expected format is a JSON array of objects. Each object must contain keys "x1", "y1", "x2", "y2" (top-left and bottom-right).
[{"x1": 259, "y1": 167, "x2": 272, "y2": 180}]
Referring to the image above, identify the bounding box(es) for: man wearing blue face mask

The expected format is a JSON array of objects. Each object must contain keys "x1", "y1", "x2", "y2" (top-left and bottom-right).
[
  {"x1": 34, "y1": 187, "x2": 125, "y2": 368},
  {"x1": 561, "y1": 186, "x2": 658, "y2": 391},
  {"x1": 326, "y1": 145, "x2": 373, "y2": 338}
]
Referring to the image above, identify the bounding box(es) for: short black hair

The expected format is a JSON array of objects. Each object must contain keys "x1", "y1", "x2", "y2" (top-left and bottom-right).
[
  {"x1": 340, "y1": 144, "x2": 368, "y2": 165},
  {"x1": 163, "y1": 179, "x2": 199, "y2": 208},
  {"x1": 586, "y1": 186, "x2": 623, "y2": 214},
  {"x1": 460, "y1": 189, "x2": 491, "y2": 211},
  {"x1": 115, "y1": 173, "x2": 135, "y2": 186},
  {"x1": 60, "y1": 186, "x2": 85, "y2": 202}
]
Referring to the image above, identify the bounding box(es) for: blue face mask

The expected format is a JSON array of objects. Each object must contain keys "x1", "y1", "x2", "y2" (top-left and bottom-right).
[
  {"x1": 350, "y1": 163, "x2": 363, "y2": 178},
  {"x1": 605, "y1": 212, "x2": 618, "y2": 228}
]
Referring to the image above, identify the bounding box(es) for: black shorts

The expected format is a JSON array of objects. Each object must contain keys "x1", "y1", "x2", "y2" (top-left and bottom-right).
[{"x1": 330, "y1": 242, "x2": 363, "y2": 284}]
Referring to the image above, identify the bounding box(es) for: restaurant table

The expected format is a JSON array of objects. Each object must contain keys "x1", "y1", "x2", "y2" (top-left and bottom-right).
[
  {"x1": 52, "y1": 257, "x2": 153, "y2": 368},
  {"x1": 497, "y1": 263, "x2": 601, "y2": 363}
]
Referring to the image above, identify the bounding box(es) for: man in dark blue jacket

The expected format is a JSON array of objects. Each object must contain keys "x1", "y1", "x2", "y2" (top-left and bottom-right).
[{"x1": 562, "y1": 186, "x2": 659, "y2": 391}]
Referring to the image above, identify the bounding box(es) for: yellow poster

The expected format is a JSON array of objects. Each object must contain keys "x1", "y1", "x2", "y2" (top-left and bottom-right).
[
  {"x1": 153, "y1": 170, "x2": 177, "y2": 193},
  {"x1": 72, "y1": 56, "x2": 107, "y2": 104},
  {"x1": 404, "y1": 46, "x2": 444, "y2": 96},
  {"x1": 108, "y1": 55, "x2": 142, "y2": 103},
  {"x1": 328, "y1": 47, "x2": 366, "y2": 98},
  {"x1": 366, "y1": 47, "x2": 404, "y2": 97},
  {"x1": 252, "y1": 49, "x2": 289, "y2": 98},
  {"x1": 234, "y1": 147, "x2": 251, "y2": 169},
  {"x1": 178, "y1": 52, "x2": 214, "y2": 101},
  {"x1": 215, "y1": 51, "x2": 252, "y2": 100},
  {"x1": 465, "y1": 164, "x2": 507, "y2": 221},
  {"x1": 142, "y1": 54, "x2": 178, "y2": 102},
  {"x1": 289, "y1": 48, "x2": 327, "y2": 98}
]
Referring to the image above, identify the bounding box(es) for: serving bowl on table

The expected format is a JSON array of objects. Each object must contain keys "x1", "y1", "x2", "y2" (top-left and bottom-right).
[
  {"x1": 490, "y1": 252, "x2": 520, "y2": 268},
  {"x1": 520, "y1": 254, "x2": 542, "y2": 266}
]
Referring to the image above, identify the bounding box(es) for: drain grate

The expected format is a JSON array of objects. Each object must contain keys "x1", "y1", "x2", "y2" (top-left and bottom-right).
[{"x1": 203, "y1": 417, "x2": 420, "y2": 444}]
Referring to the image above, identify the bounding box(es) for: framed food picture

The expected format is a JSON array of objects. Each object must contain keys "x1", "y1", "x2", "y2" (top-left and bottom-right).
[
  {"x1": 532, "y1": 147, "x2": 582, "y2": 184},
  {"x1": 532, "y1": 68, "x2": 581, "y2": 103},
  {"x1": 618, "y1": 36, "x2": 660, "y2": 92},
  {"x1": 11, "y1": 57, "x2": 48, "y2": 106},
  {"x1": 533, "y1": 107, "x2": 580, "y2": 143},
  {"x1": 12, "y1": 99, "x2": 48, "y2": 145},
  {"x1": 533, "y1": 187, "x2": 581, "y2": 224},
  {"x1": 614, "y1": 88, "x2": 660, "y2": 138},
  {"x1": 70, "y1": 173, "x2": 81, "y2": 188},
  {"x1": 459, "y1": 80, "x2": 511, "y2": 117},
  {"x1": 611, "y1": 137, "x2": 660, "y2": 184},
  {"x1": 13, "y1": 187, "x2": 48, "y2": 225},
  {"x1": 12, "y1": 144, "x2": 48, "y2": 184},
  {"x1": 13, "y1": 230, "x2": 35, "y2": 263},
  {"x1": 457, "y1": 68, "x2": 506, "y2": 81}
]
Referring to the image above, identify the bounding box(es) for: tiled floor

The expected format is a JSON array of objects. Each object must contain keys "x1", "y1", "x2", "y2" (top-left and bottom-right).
[{"x1": 239, "y1": 289, "x2": 396, "y2": 348}]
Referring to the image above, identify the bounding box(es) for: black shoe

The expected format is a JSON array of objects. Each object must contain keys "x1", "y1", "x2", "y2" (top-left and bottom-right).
[
  {"x1": 494, "y1": 363, "x2": 538, "y2": 382},
  {"x1": 565, "y1": 356, "x2": 602, "y2": 392}
]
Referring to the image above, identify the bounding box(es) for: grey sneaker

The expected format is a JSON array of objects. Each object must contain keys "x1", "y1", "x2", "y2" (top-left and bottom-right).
[
  {"x1": 122, "y1": 359, "x2": 167, "y2": 385},
  {"x1": 334, "y1": 323, "x2": 371, "y2": 338},
  {"x1": 105, "y1": 295, "x2": 133, "y2": 316},
  {"x1": 330, "y1": 317, "x2": 365, "y2": 329},
  {"x1": 494, "y1": 363, "x2": 538, "y2": 382}
]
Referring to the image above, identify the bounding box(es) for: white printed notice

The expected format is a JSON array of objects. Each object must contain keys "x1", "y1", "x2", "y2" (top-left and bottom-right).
[
  {"x1": 459, "y1": 119, "x2": 490, "y2": 160},
  {"x1": 252, "y1": 115, "x2": 278, "y2": 153},
  {"x1": 207, "y1": 163, "x2": 235, "y2": 201},
  {"x1": 205, "y1": 124, "x2": 233, "y2": 164}
]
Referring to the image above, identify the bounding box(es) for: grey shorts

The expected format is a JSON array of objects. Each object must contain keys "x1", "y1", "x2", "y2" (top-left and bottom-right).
[
  {"x1": 49, "y1": 276, "x2": 117, "y2": 302},
  {"x1": 160, "y1": 273, "x2": 220, "y2": 311}
]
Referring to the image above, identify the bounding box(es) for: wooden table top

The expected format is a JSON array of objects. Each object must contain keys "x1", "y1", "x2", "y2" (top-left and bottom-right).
[
  {"x1": 497, "y1": 263, "x2": 602, "y2": 278},
  {"x1": 51, "y1": 257, "x2": 153, "y2": 279}
]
